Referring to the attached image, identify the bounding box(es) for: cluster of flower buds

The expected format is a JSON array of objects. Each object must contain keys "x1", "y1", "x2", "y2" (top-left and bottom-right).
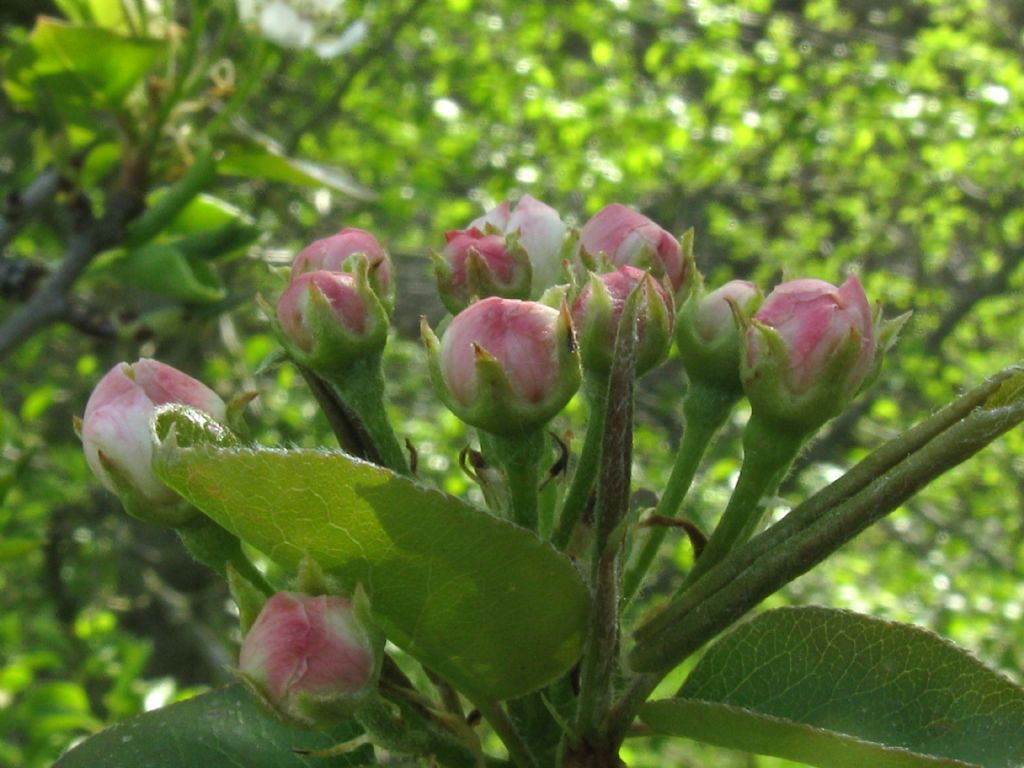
[
  {"x1": 424, "y1": 196, "x2": 901, "y2": 442},
  {"x1": 238, "y1": 590, "x2": 382, "y2": 728},
  {"x1": 79, "y1": 359, "x2": 227, "y2": 526},
  {"x1": 425, "y1": 199, "x2": 697, "y2": 435},
  {"x1": 276, "y1": 228, "x2": 394, "y2": 374}
]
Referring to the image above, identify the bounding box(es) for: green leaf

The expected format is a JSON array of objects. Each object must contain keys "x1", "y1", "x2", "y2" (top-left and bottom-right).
[
  {"x1": 54, "y1": 685, "x2": 373, "y2": 768},
  {"x1": 54, "y1": 0, "x2": 126, "y2": 28},
  {"x1": 141, "y1": 192, "x2": 260, "y2": 261},
  {"x1": 153, "y1": 442, "x2": 590, "y2": 701},
  {"x1": 4, "y1": 18, "x2": 164, "y2": 115},
  {"x1": 110, "y1": 243, "x2": 227, "y2": 304},
  {"x1": 164, "y1": 193, "x2": 256, "y2": 236},
  {"x1": 640, "y1": 700, "x2": 974, "y2": 768},
  {"x1": 641, "y1": 607, "x2": 1024, "y2": 768},
  {"x1": 218, "y1": 147, "x2": 376, "y2": 200}
]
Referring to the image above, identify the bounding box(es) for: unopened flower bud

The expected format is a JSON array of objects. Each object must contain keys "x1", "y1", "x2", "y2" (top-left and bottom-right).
[
  {"x1": 276, "y1": 269, "x2": 390, "y2": 374},
  {"x1": 741, "y1": 275, "x2": 877, "y2": 432},
  {"x1": 571, "y1": 266, "x2": 674, "y2": 377},
  {"x1": 577, "y1": 204, "x2": 692, "y2": 296},
  {"x1": 422, "y1": 297, "x2": 581, "y2": 435},
  {"x1": 239, "y1": 591, "x2": 381, "y2": 727},
  {"x1": 469, "y1": 195, "x2": 569, "y2": 297},
  {"x1": 676, "y1": 279, "x2": 763, "y2": 393},
  {"x1": 432, "y1": 228, "x2": 532, "y2": 313},
  {"x1": 290, "y1": 227, "x2": 394, "y2": 311},
  {"x1": 81, "y1": 359, "x2": 226, "y2": 525}
]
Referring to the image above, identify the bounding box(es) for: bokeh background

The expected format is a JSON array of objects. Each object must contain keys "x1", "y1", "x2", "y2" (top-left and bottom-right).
[{"x1": 1, "y1": 0, "x2": 1023, "y2": 765}]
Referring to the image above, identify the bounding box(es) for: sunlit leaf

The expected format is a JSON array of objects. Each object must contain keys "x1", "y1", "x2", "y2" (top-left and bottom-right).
[
  {"x1": 218, "y1": 148, "x2": 376, "y2": 200},
  {"x1": 4, "y1": 18, "x2": 164, "y2": 117},
  {"x1": 153, "y1": 434, "x2": 590, "y2": 701},
  {"x1": 110, "y1": 243, "x2": 226, "y2": 304}
]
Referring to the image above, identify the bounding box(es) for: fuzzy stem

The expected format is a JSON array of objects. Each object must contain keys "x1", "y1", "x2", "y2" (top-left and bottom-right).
[
  {"x1": 621, "y1": 383, "x2": 737, "y2": 601},
  {"x1": 328, "y1": 354, "x2": 412, "y2": 476},
  {"x1": 574, "y1": 295, "x2": 638, "y2": 748},
  {"x1": 551, "y1": 375, "x2": 608, "y2": 549},
  {"x1": 678, "y1": 413, "x2": 806, "y2": 590},
  {"x1": 480, "y1": 430, "x2": 545, "y2": 531}
]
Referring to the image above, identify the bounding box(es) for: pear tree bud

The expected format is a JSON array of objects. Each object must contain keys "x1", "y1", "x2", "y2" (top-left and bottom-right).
[
  {"x1": 290, "y1": 227, "x2": 394, "y2": 312},
  {"x1": 422, "y1": 297, "x2": 581, "y2": 435},
  {"x1": 239, "y1": 591, "x2": 382, "y2": 727},
  {"x1": 468, "y1": 194, "x2": 569, "y2": 297},
  {"x1": 276, "y1": 269, "x2": 390, "y2": 374},
  {"x1": 741, "y1": 275, "x2": 878, "y2": 432},
  {"x1": 571, "y1": 266, "x2": 675, "y2": 377},
  {"x1": 577, "y1": 204, "x2": 692, "y2": 296},
  {"x1": 432, "y1": 227, "x2": 532, "y2": 313},
  {"x1": 676, "y1": 279, "x2": 763, "y2": 393},
  {"x1": 80, "y1": 359, "x2": 226, "y2": 525}
]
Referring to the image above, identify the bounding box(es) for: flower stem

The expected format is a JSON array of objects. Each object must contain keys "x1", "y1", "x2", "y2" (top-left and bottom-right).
[
  {"x1": 621, "y1": 383, "x2": 737, "y2": 601},
  {"x1": 329, "y1": 354, "x2": 412, "y2": 476},
  {"x1": 480, "y1": 430, "x2": 545, "y2": 531},
  {"x1": 574, "y1": 295, "x2": 638, "y2": 747},
  {"x1": 551, "y1": 375, "x2": 608, "y2": 550},
  {"x1": 678, "y1": 414, "x2": 805, "y2": 590},
  {"x1": 471, "y1": 696, "x2": 540, "y2": 768}
]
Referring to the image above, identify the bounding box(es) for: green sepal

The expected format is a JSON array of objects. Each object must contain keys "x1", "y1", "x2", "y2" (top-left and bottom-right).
[{"x1": 295, "y1": 553, "x2": 334, "y2": 596}]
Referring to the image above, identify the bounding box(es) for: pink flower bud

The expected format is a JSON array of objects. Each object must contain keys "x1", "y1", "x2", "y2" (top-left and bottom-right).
[
  {"x1": 422, "y1": 297, "x2": 581, "y2": 435},
  {"x1": 676, "y1": 279, "x2": 763, "y2": 393},
  {"x1": 432, "y1": 227, "x2": 532, "y2": 313},
  {"x1": 469, "y1": 195, "x2": 568, "y2": 296},
  {"x1": 290, "y1": 227, "x2": 394, "y2": 310},
  {"x1": 742, "y1": 275, "x2": 877, "y2": 431},
  {"x1": 239, "y1": 592, "x2": 379, "y2": 726},
  {"x1": 571, "y1": 266, "x2": 674, "y2": 377},
  {"x1": 578, "y1": 204, "x2": 691, "y2": 295},
  {"x1": 81, "y1": 359, "x2": 226, "y2": 524},
  {"x1": 276, "y1": 270, "x2": 389, "y2": 374}
]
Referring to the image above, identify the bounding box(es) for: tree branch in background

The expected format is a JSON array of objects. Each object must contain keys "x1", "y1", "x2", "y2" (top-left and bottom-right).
[
  {"x1": 283, "y1": 0, "x2": 430, "y2": 153},
  {"x1": 0, "y1": 166, "x2": 62, "y2": 251},
  {"x1": 0, "y1": 187, "x2": 143, "y2": 361}
]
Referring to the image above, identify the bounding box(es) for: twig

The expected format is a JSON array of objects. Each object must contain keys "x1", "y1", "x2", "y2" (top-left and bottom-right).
[
  {"x1": 608, "y1": 364, "x2": 1024, "y2": 743},
  {"x1": 0, "y1": 188, "x2": 142, "y2": 360},
  {"x1": 0, "y1": 167, "x2": 62, "y2": 250}
]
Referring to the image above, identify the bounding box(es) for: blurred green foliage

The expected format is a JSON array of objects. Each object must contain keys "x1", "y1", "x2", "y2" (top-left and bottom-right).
[{"x1": 1, "y1": 0, "x2": 1023, "y2": 765}]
